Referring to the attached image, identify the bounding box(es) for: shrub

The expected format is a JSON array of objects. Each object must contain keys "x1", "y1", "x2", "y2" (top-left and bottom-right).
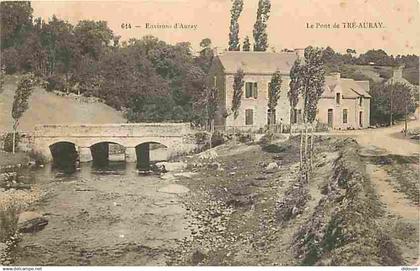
[
  {"x1": 238, "y1": 132, "x2": 253, "y2": 143},
  {"x1": 211, "y1": 131, "x2": 224, "y2": 147},
  {"x1": 194, "y1": 131, "x2": 210, "y2": 145},
  {"x1": 0, "y1": 205, "x2": 19, "y2": 243},
  {"x1": 262, "y1": 143, "x2": 289, "y2": 153},
  {"x1": 28, "y1": 150, "x2": 48, "y2": 166},
  {"x1": 45, "y1": 74, "x2": 67, "y2": 92},
  {"x1": 3, "y1": 133, "x2": 19, "y2": 153}
]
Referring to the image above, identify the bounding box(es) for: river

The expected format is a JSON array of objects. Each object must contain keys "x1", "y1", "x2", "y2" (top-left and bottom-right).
[{"x1": 12, "y1": 158, "x2": 192, "y2": 266}]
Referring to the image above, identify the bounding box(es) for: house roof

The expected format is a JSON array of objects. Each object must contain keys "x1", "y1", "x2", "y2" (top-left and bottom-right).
[
  {"x1": 216, "y1": 51, "x2": 298, "y2": 75},
  {"x1": 322, "y1": 76, "x2": 371, "y2": 98}
]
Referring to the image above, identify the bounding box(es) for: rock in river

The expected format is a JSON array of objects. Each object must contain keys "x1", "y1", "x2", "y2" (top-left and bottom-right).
[{"x1": 18, "y1": 211, "x2": 48, "y2": 233}]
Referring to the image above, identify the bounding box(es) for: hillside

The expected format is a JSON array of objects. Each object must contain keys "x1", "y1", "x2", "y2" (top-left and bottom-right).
[
  {"x1": 0, "y1": 75, "x2": 126, "y2": 132},
  {"x1": 340, "y1": 65, "x2": 419, "y2": 85}
]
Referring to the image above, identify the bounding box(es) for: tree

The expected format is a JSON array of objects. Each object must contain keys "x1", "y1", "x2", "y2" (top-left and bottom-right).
[
  {"x1": 228, "y1": 0, "x2": 244, "y2": 51},
  {"x1": 253, "y1": 0, "x2": 271, "y2": 52},
  {"x1": 11, "y1": 73, "x2": 36, "y2": 153},
  {"x1": 207, "y1": 87, "x2": 219, "y2": 133},
  {"x1": 268, "y1": 70, "x2": 282, "y2": 130},
  {"x1": 243, "y1": 36, "x2": 251, "y2": 51},
  {"x1": 231, "y1": 69, "x2": 244, "y2": 142},
  {"x1": 196, "y1": 38, "x2": 213, "y2": 73},
  {"x1": 0, "y1": 66, "x2": 5, "y2": 91},
  {"x1": 74, "y1": 20, "x2": 114, "y2": 60},
  {"x1": 303, "y1": 47, "x2": 326, "y2": 169},
  {"x1": 288, "y1": 58, "x2": 303, "y2": 130},
  {"x1": 0, "y1": 1, "x2": 33, "y2": 49},
  {"x1": 384, "y1": 82, "x2": 415, "y2": 130},
  {"x1": 288, "y1": 58, "x2": 304, "y2": 165},
  {"x1": 289, "y1": 47, "x2": 325, "y2": 171}
]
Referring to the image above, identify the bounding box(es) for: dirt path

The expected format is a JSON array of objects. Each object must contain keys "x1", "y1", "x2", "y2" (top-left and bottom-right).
[{"x1": 366, "y1": 164, "x2": 418, "y2": 220}]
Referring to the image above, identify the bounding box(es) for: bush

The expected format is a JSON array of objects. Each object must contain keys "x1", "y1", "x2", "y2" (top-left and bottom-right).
[
  {"x1": 194, "y1": 131, "x2": 210, "y2": 145},
  {"x1": 211, "y1": 131, "x2": 224, "y2": 147},
  {"x1": 28, "y1": 150, "x2": 48, "y2": 166},
  {"x1": 3, "y1": 133, "x2": 19, "y2": 153},
  {"x1": 238, "y1": 132, "x2": 253, "y2": 143},
  {"x1": 45, "y1": 75, "x2": 66, "y2": 92},
  {"x1": 262, "y1": 143, "x2": 289, "y2": 153}
]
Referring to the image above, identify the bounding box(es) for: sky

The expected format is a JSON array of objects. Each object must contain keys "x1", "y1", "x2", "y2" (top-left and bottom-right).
[{"x1": 31, "y1": 0, "x2": 420, "y2": 55}]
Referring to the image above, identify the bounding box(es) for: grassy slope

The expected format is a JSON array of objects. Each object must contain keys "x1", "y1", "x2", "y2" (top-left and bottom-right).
[
  {"x1": 0, "y1": 75, "x2": 126, "y2": 132},
  {"x1": 342, "y1": 65, "x2": 419, "y2": 85}
]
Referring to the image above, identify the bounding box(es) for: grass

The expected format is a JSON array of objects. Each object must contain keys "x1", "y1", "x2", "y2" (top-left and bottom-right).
[
  {"x1": 0, "y1": 152, "x2": 29, "y2": 167},
  {"x1": 293, "y1": 138, "x2": 403, "y2": 266},
  {"x1": 0, "y1": 188, "x2": 41, "y2": 242}
]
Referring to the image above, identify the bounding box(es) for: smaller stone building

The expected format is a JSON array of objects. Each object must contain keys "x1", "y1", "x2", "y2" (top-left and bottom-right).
[{"x1": 294, "y1": 72, "x2": 371, "y2": 129}]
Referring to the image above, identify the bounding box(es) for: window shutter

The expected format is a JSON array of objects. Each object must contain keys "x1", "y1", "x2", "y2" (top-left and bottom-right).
[
  {"x1": 245, "y1": 82, "x2": 251, "y2": 98},
  {"x1": 253, "y1": 82, "x2": 258, "y2": 98}
]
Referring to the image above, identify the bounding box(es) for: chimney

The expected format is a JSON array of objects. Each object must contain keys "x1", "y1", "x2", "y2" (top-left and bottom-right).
[
  {"x1": 330, "y1": 72, "x2": 341, "y2": 81},
  {"x1": 392, "y1": 65, "x2": 404, "y2": 80},
  {"x1": 294, "y1": 48, "x2": 305, "y2": 59},
  {"x1": 212, "y1": 47, "x2": 218, "y2": 56}
]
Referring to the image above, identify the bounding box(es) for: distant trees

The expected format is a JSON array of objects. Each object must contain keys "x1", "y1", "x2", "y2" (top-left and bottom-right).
[
  {"x1": 268, "y1": 70, "x2": 282, "y2": 129},
  {"x1": 11, "y1": 73, "x2": 36, "y2": 153},
  {"x1": 228, "y1": 0, "x2": 244, "y2": 51},
  {"x1": 253, "y1": 0, "x2": 271, "y2": 51},
  {"x1": 0, "y1": 1, "x2": 33, "y2": 49},
  {"x1": 0, "y1": 2, "x2": 210, "y2": 124}
]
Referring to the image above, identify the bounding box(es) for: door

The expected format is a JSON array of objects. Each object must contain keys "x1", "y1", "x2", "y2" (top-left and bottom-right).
[
  {"x1": 327, "y1": 109, "x2": 333, "y2": 128},
  {"x1": 359, "y1": 111, "x2": 363, "y2": 127}
]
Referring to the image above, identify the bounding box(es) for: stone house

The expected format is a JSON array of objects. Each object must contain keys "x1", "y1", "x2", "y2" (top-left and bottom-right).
[
  {"x1": 299, "y1": 72, "x2": 371, "y2": 130},
  {"x1": 208, "y1": 50, "x2": 300, "y2": 131},
  {"x1": 208, "y1": 50, "x2": 371, "y2": 131}
]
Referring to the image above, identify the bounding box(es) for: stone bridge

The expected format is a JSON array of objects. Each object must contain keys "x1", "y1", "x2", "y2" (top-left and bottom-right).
[{"x1": 33, "y1": 123, "x2": 198, "y2": 163}]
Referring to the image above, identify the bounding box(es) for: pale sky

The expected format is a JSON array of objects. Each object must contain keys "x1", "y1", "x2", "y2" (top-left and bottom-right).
[{"x1": 31, "y1": 0, "x2": 420, "y2": 55}]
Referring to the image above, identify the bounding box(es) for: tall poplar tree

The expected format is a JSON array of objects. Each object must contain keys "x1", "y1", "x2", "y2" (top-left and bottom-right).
[
  {"x1": 228, "y1": 0, "x2": 244, "y2": 51},
  {"x1": 268, "y1": 70, "x2": 282, "y2": 129},
  {"x1": 243, "y1": 36, "x2": 251, "y2": 51},
  {"x1": 231, "y1": 69, "x2": 244, "y2": 142},
  {"x1": 253, "y1": 0, "x2": 271, "y2": 52},
  {"x1": 11, "y1": 73, "x2": 36, "y2": 153}
]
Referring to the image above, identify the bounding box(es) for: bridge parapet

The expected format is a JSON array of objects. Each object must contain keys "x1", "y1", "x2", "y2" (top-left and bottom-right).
[{"x1": 34, "y1": 123, "x2": 193, "y2": 138}]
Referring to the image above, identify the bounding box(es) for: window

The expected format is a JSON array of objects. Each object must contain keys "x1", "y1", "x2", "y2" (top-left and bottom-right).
[
  {"x1": 245, "y1": 109, "x2": 254, "y2": 125},
  {"x1": 267, "y1": 109, "x2": 276, "y2": 125},
  {"x1": 245, "y1": 82, "x2": 258, "y2": 98},
  {"x1": 292, "y1": 109, "x2": 302, "y2": 124},
  {"x1": 343, "y1": 109, "x2": 348, "y2": 124},
  {"x1": 359, "y1": 97, "x2": 363, "y2": 106},
  {"x1": 336, "y1": 93, "x2": 341, "y2": 104},
  {"x1": 213, "y1": 76, "x2": 217, "y2": 87}
]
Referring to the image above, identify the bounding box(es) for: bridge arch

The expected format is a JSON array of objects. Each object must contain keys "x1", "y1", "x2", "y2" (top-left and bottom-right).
[
  {"x1": 89, "y1": 141, "x2": 126, "y2": 166},
  {"x1": 134, "y1": 141, "x2": 169, "y2": 170},
  {"x1": 49, "y1": 141, "x2": 78, "y2": 170}
]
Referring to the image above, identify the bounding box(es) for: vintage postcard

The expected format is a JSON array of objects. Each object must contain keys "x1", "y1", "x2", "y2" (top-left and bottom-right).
[{"x1": 0, "y1": 0, "x2": 419, "y2": 269}]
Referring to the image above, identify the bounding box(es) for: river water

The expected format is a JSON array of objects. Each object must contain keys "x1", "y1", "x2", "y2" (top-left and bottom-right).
[{"x1": 12, "y1": 158, "x2": 192, "y2": 266}]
